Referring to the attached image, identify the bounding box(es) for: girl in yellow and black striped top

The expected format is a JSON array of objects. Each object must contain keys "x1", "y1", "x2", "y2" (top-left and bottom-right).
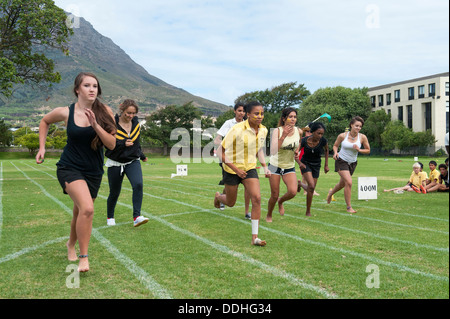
[{"x1": 105, "y1": 100, "x2": 149, "y2": 228}]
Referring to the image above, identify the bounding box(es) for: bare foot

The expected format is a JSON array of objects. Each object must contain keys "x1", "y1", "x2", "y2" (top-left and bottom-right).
[
  {"x1": 214, "y1": 192, "x2": 221, "y2": 209},
  {"x1": 326, "y1": 190, "x2": 333, "y2": 204},
  {"x1": 278, "y1": 199, "x2": 285, "y2": 216},
  {"x1": 305, "y1": 211, "x2": 311, "y2": 217},
  {"x1": 313, "y1": 191, "x2": 320, "y2": 196},
  {"x1": 266, "y1": 215, "x2": 273, "y2": 223},
  {"x1": 66, "y1": 241, "x2": 77, "y2": 262},
  {"x1": 78, "y1": 257, "x2": 89, "y2": 273},
  {"x1": 347, "y1": 207, "x2": 357, "y2": 214}
]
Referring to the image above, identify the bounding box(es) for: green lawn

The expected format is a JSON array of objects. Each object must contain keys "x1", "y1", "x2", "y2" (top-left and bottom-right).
[{"x1": 0, "y1": 155, "x2": 448, "y2": 299}]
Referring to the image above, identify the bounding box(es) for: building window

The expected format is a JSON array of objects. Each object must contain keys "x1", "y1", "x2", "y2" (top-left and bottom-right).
[
  {"x1": 398, "y1": 106, "x2": 403, "y2": 122},
  {"x1": 446, "y1": 82, "x2": 449, "y2": 96},
  {"x1": 407, "y1": 105, "x2": 413, "y2": 129},
  {"x1": 425, "y1": 103, "x2": 432, "y2": 130},
  {"x1": 378, "y1": 95, "x2": 384, "y2": 107},
  {"x1": 418, "y1": 85, "x2": 425, "y2": 99},
  {"x1": 387, "y1": 93, "x2": 391, "y2": 105},
  {"x1": 370, "y1": 96, "x2": 376, "y2": 107},
  {"x1": 408, "y1": 87, "x2": 414, "y2": 100},
  {"x1": 395, "y1": 90, "x2": 401, "y2": 102},
  {"x1": 429, "y1": 83, "x2": 436, "y2": 97},
  {"x1": 387, "y1": 109, "x2": 391, "y2": 116}
]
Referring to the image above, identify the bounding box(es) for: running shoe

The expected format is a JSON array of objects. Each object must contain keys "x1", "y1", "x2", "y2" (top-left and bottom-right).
[
  {"x1": 411, "y1": 185, "x2": 421, "y2": 193},
  {"x1": 420, "y1": 185, "x2": 427, "y2": 194},
  {"x1": 219, "y1": 202, "x2": 225, "y2": 211},
  {"x1": 134, "y1": 216, "x2": 149, "y2": 227},
  {"x1": 107, "y1": 218, "x2": 116, "y2": 226},
  {"x1": 245, "y1": 213, "x2": 251, "y2": 220}
]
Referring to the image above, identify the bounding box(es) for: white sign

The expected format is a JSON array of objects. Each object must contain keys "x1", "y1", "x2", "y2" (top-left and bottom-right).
[
  {"x1": 177, "y1": 165, "x2": 188, "y2": 176},
  {"x1": 358, "y1": 177, "x2": 378, "y2": 200}
]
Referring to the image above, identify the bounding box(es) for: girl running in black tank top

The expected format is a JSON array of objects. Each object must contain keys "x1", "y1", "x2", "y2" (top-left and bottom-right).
[{"x1": 36, "y1": 72, "x2": 116, "y2": 273}]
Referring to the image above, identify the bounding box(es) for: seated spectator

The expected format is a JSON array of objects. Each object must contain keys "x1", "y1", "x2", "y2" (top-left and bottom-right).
[
  {"x1": 426, "y1": 164, "x2": 449, "y2": 193},
  {"x1": 384, "y1": 162, "x2": 427, "y2": 193},
  {"x1": 425, "y1": 160, "x2": 440, "y2": 191}
]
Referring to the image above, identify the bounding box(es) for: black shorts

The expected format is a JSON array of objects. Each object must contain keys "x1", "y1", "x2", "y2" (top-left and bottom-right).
[
  {"x1": 300, "y1": 161, "x2": 321, "y2": 179},
  {"x1": 222, "y1": 169, "x2": 259, "y2": 186},
  {"x1": 334, "y1": 158, "x2": 358, "y2": 176},
  {"x1": 56, "y1": 165, "x2": 102, "y2": 199}
]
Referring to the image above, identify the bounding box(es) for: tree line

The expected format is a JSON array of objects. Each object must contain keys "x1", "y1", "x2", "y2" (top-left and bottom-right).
[{"x1": 1, "y1": 82, "x2": 436, "y2": 157}]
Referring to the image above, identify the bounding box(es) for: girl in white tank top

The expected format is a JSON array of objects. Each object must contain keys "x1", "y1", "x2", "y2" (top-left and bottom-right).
[{"x1": 338, "y1": 132, "x2": 361, "y2": 164}]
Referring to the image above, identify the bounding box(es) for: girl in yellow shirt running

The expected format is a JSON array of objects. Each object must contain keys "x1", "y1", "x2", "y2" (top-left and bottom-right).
[{"x1": 215, "y1": 101, "x2": 271, "y2": 246}]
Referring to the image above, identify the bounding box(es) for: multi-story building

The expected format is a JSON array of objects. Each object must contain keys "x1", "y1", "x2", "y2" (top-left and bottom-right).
[{"x1": 368, "y1": 72, "x2": 449, "y2": 150}]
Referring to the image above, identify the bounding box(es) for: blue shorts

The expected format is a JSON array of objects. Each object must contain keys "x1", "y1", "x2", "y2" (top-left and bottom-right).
[{"x1": 268, "y1": 164, "x2": 296, "y2": 176}]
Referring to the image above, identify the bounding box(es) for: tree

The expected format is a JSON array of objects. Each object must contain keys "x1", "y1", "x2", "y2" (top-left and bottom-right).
[
  {"x1": 0, "y1": 118, "x2": 12, "y2": 146},
  {"x1": 143, "y1": 102, "x2": 204, "y2": 155},
  {"x1": 381, "y1": 121, "x2": 436, "y2": 152},
  {"x1": 363, "y1": 109, "x2": 391, "y2": 148},
  {"x1": 0, "y1": 0, "x2": 73, "y2": 97},
  {"x1": 298, "y1": 86, "x2": 372, "y2": 143},
  {"x1": 235, "y1": 82, "x2": 310, "y2": 113}
]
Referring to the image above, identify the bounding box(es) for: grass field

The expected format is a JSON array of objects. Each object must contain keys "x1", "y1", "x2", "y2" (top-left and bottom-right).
[{"x1": 0, "y1": 155, "x2": 448, "y2": 300}]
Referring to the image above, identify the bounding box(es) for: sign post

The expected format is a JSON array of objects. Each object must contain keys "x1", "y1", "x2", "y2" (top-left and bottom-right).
[{"x1": 358, "y1": 177, "x2": 378, "y2": 200}]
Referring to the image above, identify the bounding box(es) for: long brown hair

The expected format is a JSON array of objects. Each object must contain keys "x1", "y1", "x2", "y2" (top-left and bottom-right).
[{"x1": 73, "y1": 72, "x2": 116, "y2": 150}]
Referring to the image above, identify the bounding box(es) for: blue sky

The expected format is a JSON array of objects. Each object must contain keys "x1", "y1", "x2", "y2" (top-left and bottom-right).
[{"x1": 54, "y1": 0, "x2": 449, "y2": 106}]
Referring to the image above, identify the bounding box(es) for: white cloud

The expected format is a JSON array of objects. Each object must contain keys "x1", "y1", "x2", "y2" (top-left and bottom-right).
[{"x1": 54, "y1": 0, "x2": 449, "y2": 105}]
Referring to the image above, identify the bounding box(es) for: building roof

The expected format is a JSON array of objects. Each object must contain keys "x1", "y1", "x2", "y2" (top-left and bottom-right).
[{"x1": 368, "y1": 72, "x2": 449, "y2": 91}]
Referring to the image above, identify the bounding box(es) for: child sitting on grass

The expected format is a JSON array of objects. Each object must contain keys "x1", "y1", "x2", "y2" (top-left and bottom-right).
[
  {"x1": 384, "y1": 162, "x2": 427, "y2": 193},
  {"x1": 426, "y1": 164, "x2": 449, "y2": 193},
  {"x1": 425, "y1": 160, "x2": 440, "y2": 192}
]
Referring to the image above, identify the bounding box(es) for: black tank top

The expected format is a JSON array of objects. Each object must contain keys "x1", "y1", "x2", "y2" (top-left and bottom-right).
[{"x1": 57, "y1": 103, "x2": 104, "y2": 175}]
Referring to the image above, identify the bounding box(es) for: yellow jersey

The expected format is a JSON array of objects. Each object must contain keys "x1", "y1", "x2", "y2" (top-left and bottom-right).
[
  {"x1": 221, "y1": 120, "x2": 268, "y2": 174},
  {"x1": 409, "y1": 171, "x2": 427, "y2": 187}
]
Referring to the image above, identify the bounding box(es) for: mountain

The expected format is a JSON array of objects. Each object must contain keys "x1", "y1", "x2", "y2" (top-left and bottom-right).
[{"x1": 0, "y1": 15, "x2": 230, "y2": 126}]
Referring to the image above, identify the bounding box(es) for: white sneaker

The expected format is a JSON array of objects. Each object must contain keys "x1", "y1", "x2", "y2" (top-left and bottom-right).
[
  {"x1": 107, "y1": 218, "x2": 116, "y2": 226},
  {"x1": 134, "y1": 216, "x2": 149, "y2": 227},
  {"x1": 219, "y1": 202, "x2": 225, "y2": 211}
]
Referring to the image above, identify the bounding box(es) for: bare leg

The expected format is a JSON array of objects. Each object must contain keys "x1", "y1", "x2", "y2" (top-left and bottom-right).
[
  {"x1": 278, "y1": 173, "x2": 297, "y2": 216},
  {"x1": 215, "y1": 184, "x2": 238, "y2": 208},
  {"x1": 65, "y1": 180, "x2": 95, "y2": 272},
  {"x1": 267, "y1": 174, "x2": 281, "y2": 222},
  {"x1": 302, "y1": 172, "x2": 316, "y2": 216},
  {"x1": 242, "y1": 178, "x2": 266, "y2": 246}
]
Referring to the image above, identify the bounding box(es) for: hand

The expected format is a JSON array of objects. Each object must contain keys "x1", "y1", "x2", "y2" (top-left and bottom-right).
[
  {"x1": 353, "y1": 144, "x2": 360, "y2": 152},
  {"x1": 333, "y1": 153, "x2": 339, "y2": 161},
  {"x1": 324, "y1": 165, "x2": 330, "y2": 174},
  {"x1": 282, "y1": 125, "x2": 293, "y2": 138},
  {"x1": 125, "y1": 139, "x2": 134, "y2": 147},
  {"x1": 235, "y1": 169, "x2": 247, "y2": 179},
  {"x1": 264, "y1": 166, "x2": 271, "y2": 178},
  {"x1": 84, "y1": 108, "x2": 98, "y2": 129},
  {"x1": 36, "y1": 150, "x2": 45, "y2": 164},
  {"x1": 142, "y1": 157, "x2": 148, "y2": 162}
]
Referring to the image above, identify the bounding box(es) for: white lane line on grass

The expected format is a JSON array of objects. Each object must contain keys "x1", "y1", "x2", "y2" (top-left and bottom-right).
[
  {"x1": 96, "y1": 194, "x2": 338, "y2": 299},
  {"x1": 284, "y1": 212, "x2": 448, "y2": 253},
  {"x1": 150, "y1": 182, "x2": 449, "y2": 236},
  {"x1": 153, "y1": 181, "x2": 449, "y2": 249},
  {"x1": 11, "y1": 162, "x2": 172, "y2": 299},
  {"x1": 141, "y1": 184, "x2": 449, "y2": 283},
  {"x1": 0, "y1": 223, "x2": 132, "y2": 265},
  {"x1": 0, "y1": 236, "x2": 69, "y2": 264},
  {"x1": 287, "y1": 201, "x2": 449, "y2": 235},
  {"x1": 164, "y1": 178, "x2": 449, "y2": 222}
]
